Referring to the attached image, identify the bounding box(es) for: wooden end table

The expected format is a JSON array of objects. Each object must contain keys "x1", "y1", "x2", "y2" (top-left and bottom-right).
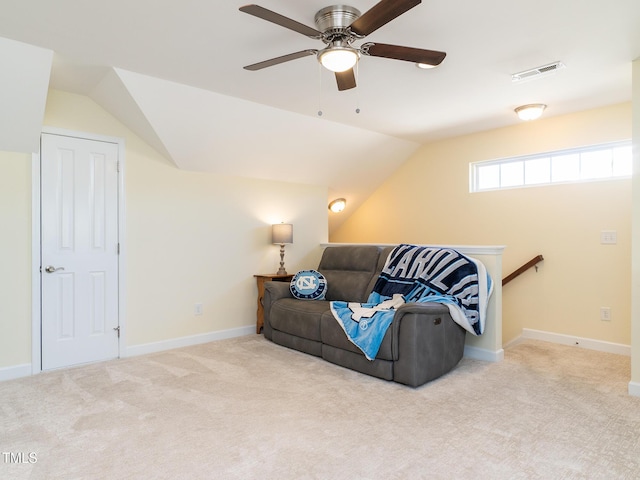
[{"x1": 254, "y1": 274, "x2": 293, "y2": 333}]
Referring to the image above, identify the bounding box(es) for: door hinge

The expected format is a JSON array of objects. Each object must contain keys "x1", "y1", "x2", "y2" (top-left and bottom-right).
[
  {"x1": 116, "y1": 161, "x2": 120, "y2": 173},
  {"x1": 113, "y1": 326, "x2": 120, "y2": 338},
  {"x1": 117, "y1": 243, "x2": 120, "y2": 255}
]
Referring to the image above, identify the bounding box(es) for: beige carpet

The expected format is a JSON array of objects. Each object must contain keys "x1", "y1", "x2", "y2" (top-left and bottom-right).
[{"x1": 1, "y1": 336, "x2": 639, "y2": 479}]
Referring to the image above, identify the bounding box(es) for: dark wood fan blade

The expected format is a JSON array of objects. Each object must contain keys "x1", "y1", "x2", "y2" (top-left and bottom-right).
[
  {"x1": 349, "y1": 0, "x2": 421, "y2": 37},
  {"x1": 335, "y1": 69, "x2": 357, "y2": 91},
  {"x1": 243, "y1": 50, "x2": 317, "y2": 71},
  {"x1": 362, "y1": 42, "x2": 446, "y2": 66},
  {"x1": 239, "y1": 4, "x2": 322, "y2": 38}
]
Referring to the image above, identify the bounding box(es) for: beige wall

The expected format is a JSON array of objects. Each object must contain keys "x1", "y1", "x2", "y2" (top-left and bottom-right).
[
  {"x1": 0, "y1": 89, "x2": 328, "y2": 370},
  {"x1": 332, "y1": 103, "x2": 632, "y2": 346},
  {"x1": 0, "y1": 151, "x2": 32, "y2": 368}
]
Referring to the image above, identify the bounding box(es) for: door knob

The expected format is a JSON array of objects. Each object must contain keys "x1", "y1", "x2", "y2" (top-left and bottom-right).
[{"x1": 45, "y1": 266, "x2": 65, "y2": 273}]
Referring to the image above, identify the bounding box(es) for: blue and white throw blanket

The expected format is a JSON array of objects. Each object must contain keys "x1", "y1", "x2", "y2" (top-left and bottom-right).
[{"x1": 330, "y1": 244, "x2": 493, "y2": 360}]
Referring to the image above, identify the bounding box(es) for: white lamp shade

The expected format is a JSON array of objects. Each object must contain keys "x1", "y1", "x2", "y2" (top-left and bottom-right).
[
  {"x1": 318, "y1": 48, "x2": 359, "y2": 72},
  {"x1": 272, "y1": 223, "x2": 293, "y2": 244}
]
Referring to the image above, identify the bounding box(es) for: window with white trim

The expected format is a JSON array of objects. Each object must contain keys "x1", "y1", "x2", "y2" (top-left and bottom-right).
[{"x1": 469, "y1": 141, "x2": 632, "y2": 192}]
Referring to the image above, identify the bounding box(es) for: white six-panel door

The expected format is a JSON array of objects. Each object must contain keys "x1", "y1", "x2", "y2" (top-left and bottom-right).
[{"x1": 40, "y1": 133, "x2": 120, "y2": 370}]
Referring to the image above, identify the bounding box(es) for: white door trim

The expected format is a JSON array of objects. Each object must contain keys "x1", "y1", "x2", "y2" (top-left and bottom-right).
[{"x1": 31, "y1": 127, "x2": 126, "y2": 374}]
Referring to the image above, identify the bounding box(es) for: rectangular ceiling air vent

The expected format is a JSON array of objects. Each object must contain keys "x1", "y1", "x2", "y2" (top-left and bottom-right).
[{"x1": 511, "y1": 61, "x2": 565, "y2": 83}]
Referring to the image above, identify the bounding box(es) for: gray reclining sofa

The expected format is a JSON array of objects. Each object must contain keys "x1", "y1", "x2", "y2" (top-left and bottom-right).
[{"x1": 262, "y1": 245, "x2": 467, "y2": 387}]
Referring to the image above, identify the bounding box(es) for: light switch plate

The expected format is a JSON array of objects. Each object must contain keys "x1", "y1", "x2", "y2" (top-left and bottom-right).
[{"x1": 600, "y1": 230, "x2": 617, "y2": 245}]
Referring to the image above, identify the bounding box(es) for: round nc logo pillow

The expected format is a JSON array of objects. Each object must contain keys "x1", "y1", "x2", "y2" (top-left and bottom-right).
[{"x1": 290, "y1": 270, "x2": 327, "y2": 300}]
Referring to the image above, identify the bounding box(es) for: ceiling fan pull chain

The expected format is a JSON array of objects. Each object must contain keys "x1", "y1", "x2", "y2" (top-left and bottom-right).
[
  {"x1": 355, "y1": 62, "x2": 361, "y2": 114},
  {"x1": 317, "y1": 62, "x2": 323, "y2": 116}
]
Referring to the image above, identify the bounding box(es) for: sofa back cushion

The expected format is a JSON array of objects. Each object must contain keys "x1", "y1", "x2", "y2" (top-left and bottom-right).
[
  {"x1": 363, "y1": 246, "x2": 394, "y2": 298},
  {"x1": 317, "y1": 246, "x2": 381, "y2": 302}
]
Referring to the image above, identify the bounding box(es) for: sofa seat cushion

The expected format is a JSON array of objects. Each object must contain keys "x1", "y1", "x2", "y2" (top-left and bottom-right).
[
  {"x1": 269, "y1": 298, "x2": 330, "y2": 341},
  {"x1": 320, "y1": 311, "x2": 394, "y2": 361}
]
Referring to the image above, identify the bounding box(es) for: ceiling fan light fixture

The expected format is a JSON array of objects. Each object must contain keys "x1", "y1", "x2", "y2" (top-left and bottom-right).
[
  {"x1": 318, "y1": 46, "x2": 359, "y2": 73},
  {"x1": 515, "y1": 103, "x2": 547, "y2": 121},
  {"x1": 416, "y1": 62, "x2": 437, "y2": 69},
  {"x1": 240, "y1": 2, "x2": 447, "y2": 91}
]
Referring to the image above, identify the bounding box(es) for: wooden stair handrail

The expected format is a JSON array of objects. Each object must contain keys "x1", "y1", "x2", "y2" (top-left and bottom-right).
[{"x1": 502, "y1": 255, "x2": 544, "y2": 286}]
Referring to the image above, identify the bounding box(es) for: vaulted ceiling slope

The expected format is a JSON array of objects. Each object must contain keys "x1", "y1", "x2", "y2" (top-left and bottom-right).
[
  {"x1": 1, "y1": 1, "x2": 639, "y2": 230},
  {"x1": 0, "y1": 38, "x2": 419, "y2": 233},
  {"x1": 0, "y1": 37, "x2": 52, "y2": 153},
  {"x1": 94, "y1": 68, "x2": 419, "y2": 193}
]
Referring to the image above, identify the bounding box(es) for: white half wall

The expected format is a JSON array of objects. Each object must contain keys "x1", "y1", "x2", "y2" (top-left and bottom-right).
[{"x1": 631, "y1": 58, "x2": 640, "y2": 397}]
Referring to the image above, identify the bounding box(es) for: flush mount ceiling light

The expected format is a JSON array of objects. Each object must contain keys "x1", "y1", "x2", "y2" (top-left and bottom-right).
[
  {"x1": 328, "y1": 198, "x2": 346, "y2": 213},
  {"x1": 515, "y1": 103, "x2": 547, "y2": 121}
]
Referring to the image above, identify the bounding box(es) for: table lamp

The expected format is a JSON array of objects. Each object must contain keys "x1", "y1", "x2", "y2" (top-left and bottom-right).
[{"x1": 272, "y1": 223, "x2": 293, "y2": 275}]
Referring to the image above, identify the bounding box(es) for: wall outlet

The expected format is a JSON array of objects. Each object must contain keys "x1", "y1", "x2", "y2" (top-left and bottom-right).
[
  {"x1": 600, "y1": 307, "x2": 611, "y2": 321},
  {"x1": 194, "y1": 303, "x2": 203, "y2": 316}
]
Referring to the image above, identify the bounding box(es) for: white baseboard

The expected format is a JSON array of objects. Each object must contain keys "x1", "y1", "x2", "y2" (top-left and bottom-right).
[
  {"x1": 464, "y1": 345, "x2": 504, "y2": 362},
  {"x1": 629, "y1": 381, "x2": 640, "y2": 398},
  {"x1": 0, "y1": 363, "x2": 32, "y2": 382},
  {"x1": 124, "y1": 326, "x2": 256, "y2": 358},
  {"x1": 514, "y1": 328, "x2": 631, "y2": 356}
]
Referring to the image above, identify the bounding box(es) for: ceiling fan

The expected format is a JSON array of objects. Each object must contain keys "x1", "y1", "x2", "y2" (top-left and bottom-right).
[{"x1": 239, "y1": 0, "x2": 446, "y2": 91}]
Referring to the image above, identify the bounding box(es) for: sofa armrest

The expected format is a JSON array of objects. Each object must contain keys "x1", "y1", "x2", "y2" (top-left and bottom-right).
[
  {"x1": 262, "y1": 281, "x2": 293, "y2": 339},
  {"x1": 264, "y1": 281, "x2": 292, "y2": 302},
  {"x1": 391, "y1": 302, "x2": 450, "y2": 336},
  {"x1": 388, "y1": 303, "x2": 449, "y2": 359},
  {"x1": 391, "y1": 302, "x2": 466, "y2": 387}
]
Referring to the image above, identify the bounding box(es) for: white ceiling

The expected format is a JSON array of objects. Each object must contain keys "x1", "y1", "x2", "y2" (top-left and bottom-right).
[{"x1": 1, "y1": 0, "x2": 639, "y2": 231}]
